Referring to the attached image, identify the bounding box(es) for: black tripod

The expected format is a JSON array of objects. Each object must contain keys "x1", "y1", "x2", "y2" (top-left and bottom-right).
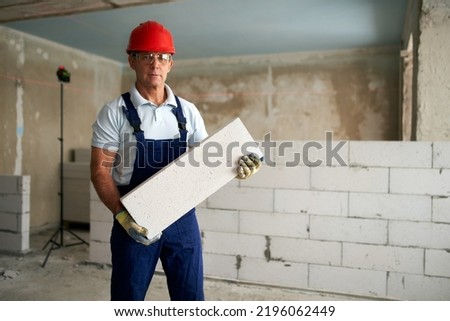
[{"x1": 42, "y1": 67, "x2": 89, "y2": 267}]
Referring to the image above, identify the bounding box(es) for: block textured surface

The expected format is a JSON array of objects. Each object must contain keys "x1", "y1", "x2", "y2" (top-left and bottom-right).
[{"x1": 121, "y1": 118, "x2": 260, "y2": 239}]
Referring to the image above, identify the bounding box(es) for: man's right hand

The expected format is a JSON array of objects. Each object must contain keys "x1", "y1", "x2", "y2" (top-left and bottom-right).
[{"x1": 115, "y1": 210, "x2": 154, "y2": 245}]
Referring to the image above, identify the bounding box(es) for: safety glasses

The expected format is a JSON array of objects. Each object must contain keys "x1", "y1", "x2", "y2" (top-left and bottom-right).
[{"x1": 133, "y1": 52, "x2": 172, "y2": 64}]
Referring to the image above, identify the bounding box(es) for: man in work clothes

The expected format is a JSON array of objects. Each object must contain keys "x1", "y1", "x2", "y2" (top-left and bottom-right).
[{"x1": 90, "y1": 20, "x2": 261, "y2": 301}]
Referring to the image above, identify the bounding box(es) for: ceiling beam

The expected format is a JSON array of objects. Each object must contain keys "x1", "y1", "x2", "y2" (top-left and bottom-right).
[{"x1": 0, "y1": 0, "x2": 176, "y2": 23}]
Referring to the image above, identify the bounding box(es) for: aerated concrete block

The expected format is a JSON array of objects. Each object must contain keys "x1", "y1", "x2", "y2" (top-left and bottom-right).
[
  {"x1": 433, "y1": 142, "x2": 450, "y2": 169},
  {"x1": 349, "y1": 192, "x2": 432, "y2": 221},
  {"x1": 388, "y1": 272, "x2": 450, "y2": 300},
  {"x1": 425, "y1": 249, "x2": 450, "y2": 278},
  {"x1": 389, "y1": 221, "x2": 450, "y2": 249},
  {"x1": 88, "y1": 240, "x2": 111, "y2": 265},
  {"x1": 390, "y1": 168, "x2": 450, "y2": 196},
  {"x1": 121, "y1": 118, "x2": 261, "y2": 239},
  {"x1": 310, "y1": 216, "x2": 388, "y2": 244},
  {"x1": 310, "y1": 265, "x2": 387, "y2": 297},
  {"x1": 274, "y1": 190, "x2": 348, "y2": 216},
  {"x1": 239, "y1": 257, "x2": 308, "y2": 289},
  {"x1": 196, "y1": 208, "x2": 239, "y2": 233},
  {"x1": 343, "y1": 243, "x2": 424, "y2": 274},
  {"x1": 203, "y1": 253, "x2": 238, "y2": 280},
  {"x1": 349, "y1": 141, "x2": 432, "y2": 168},
  {"x1": 311, "y1": 166, "x2": 389, "y2": 193}
]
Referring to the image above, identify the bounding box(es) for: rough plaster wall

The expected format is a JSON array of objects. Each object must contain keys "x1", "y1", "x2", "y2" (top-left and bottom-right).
[
  {"x1": 0, "y1": 26, "x2": 122, "y2": 228},
  {"x1": 416, "y1": 0, "x2": 450, "y2": 140},
  {"x1": 149, "y1": 48, "x2": 400, "y2": 141}
]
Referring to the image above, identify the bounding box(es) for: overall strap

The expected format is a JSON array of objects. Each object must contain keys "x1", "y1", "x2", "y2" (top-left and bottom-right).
[
  {"x1": 121, "y1": 92, "x2": 145, "y2": 142},
  {"x1": 173, "y1": 95, "x2": 188, "y2": 144}
]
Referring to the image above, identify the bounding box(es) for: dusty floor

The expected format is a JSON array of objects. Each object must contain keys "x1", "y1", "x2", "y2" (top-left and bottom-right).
[{"x1": 0, "y1": 227, "x2": 365, "y2": 301}]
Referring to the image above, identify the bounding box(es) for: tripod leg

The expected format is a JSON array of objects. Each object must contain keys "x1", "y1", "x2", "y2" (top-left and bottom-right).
[
  {"x1": 42, "y1": 241, "x2": 59, "y2": 267},
  {"x1": 42, "y1": 228, "x2": 60, "y2": 250},
  {"x1": 65, "y1": 227, "x2": 89, "y2": 245}
]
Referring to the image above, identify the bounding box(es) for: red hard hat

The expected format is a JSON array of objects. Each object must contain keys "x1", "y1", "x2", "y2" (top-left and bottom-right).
[{"x1": 126, "y1": 21, "x2": 175, "y2": 54}]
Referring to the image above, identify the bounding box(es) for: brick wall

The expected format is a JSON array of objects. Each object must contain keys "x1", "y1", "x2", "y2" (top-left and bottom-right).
[
  {"x1": 89, "y1": 141, "x2": 450, "y2": 300},
  {"x1": 0, "y1": 175, "x2": 30, "y2": 253}
]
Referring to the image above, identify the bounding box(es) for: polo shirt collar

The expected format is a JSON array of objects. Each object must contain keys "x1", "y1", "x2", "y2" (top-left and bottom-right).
[{"x1": 129, "y1": 83, "x2": 177, "y2": 108}]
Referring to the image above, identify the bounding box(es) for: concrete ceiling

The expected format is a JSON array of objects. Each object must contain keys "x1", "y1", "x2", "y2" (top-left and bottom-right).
[{"x1": 1, "y1": 0, "x2": 408, "y2": 64}]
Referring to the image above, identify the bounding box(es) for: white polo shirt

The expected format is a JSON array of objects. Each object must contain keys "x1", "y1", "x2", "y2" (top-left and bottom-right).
[{"x1": 91, "y1": 83, "x2": 208, "y2": 185}]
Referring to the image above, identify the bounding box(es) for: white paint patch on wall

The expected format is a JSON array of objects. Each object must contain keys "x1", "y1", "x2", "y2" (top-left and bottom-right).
[
  {"x1": 36, "y1": 47, "x2": 49, "y2": 60},
  {"x1": 14, "y1": 81, "x2": 24, "y2": 175},
  {"x1": 16, "y1": 37, "x2": 25, "y2": 66}
]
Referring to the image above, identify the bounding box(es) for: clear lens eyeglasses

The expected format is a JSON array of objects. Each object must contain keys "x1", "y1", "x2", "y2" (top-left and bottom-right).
[{"x1": 134, "y1": 53, "x2": 172, "y2": 64}]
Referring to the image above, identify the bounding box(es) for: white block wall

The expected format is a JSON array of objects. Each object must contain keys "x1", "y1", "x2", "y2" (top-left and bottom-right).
[
  {"x1": 0, "y1": 175, "x2": 30, "y2": 253},
  {"x1": 198, "y1": 141, "x2": 450, "y2": 300},
  {"x1": 89, "y1": 141, "x2": 450, "y2": 300},
  {"x1": 89, "y1": 183, "x2": 113, "y2": 265}
]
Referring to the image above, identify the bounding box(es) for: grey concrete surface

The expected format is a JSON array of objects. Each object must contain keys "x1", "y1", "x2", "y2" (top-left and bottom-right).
[{"x1": 0, "y1": 227, "x2": 367, "y2": 301}]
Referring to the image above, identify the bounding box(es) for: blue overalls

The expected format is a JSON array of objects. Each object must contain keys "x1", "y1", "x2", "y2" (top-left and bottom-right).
[{"x1": 110, "y1": 92, "x2": 204, "y2": 301}]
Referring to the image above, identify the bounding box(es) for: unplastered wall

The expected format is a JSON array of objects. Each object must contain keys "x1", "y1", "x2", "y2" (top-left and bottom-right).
[
  {"x1": 0, "y1": 26, "x2": 123, "y2": 228},
  {"x1": 416, "y1": 0, "x2": 450, "y2": 140},
  {"x1": 159, "y1": 47, "x2": 400, "y2": 141}
]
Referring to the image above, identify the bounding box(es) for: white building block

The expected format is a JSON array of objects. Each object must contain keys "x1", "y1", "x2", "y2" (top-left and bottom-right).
[
  {"x1": 0, "y1": 231, "x2": 29, "y2": 252},
  {"x1": 90, "y1": 199, "x2": 111, "y2": 222},
  {"x1": 271, "y1": 237, "x2": 341, "y2": 265},
  {"x1": 349, "y1": 141, "x2": 432, "y2": 168},
  {"x1": 196, "y1": 208, "x2": 239, "y2": 233},
  {"x1": 433, "y1": 142, "x2": 450, "y2": 169},
  {"x1": 88, "y1": 240, "x2": 111, "y2": 265},
  {"x1": 432, "y1": 196, "x2": 450, "y2": 223},
  {"x1": 240, "y1": 165, "x2": 310, "y2": 189},
  {"x1": 18, "y1": 212, "x2": 30, "y2": 233},
  {"x1": 73, "y1": 148, "x2": 91, "y2": 163},
  {"x1": 310, "y1": 265, "x2": 387, "y2": 297},
  {"x1": 227, "y1": 233, "x2": 268, "y2": 260},
  {"x1": 0, "y1": 176, "x2": 19, "y2": 194},
  {"x1": 201, "y1": 231, "x2": 236, "y2": 256},
  {"x1": 202, "y1": 231, "x2": 266, "y2": 259},
  {"x1": 90, "y1": 221, "x2": 112, "y2": 243},
  {"x1": 388, "y1": 272, "x2": 450, "y2": 300},
  {"x1": 121, "y1": 118, "x2": 261, "y2": 239},
  {"x1": 0, "y1": 212, "x2": 18, "y2": 232},
  {"x1": 343, "y1": 243, "x2": 424, "y2": 274},
  {"x1": 208, "y1": 186, "x2": 273, "y2": 213},
  {"x1": 425, "y1": 249, "x2": 450, "y2": 278},
  {"x1": 311, "y1": 166, "x2": 389, "y2": 193},
  {"x1": 90, "y1": 183, "x2": 101, "y2": 201},
  {"x1": 271, "y1": 140, "x2": 349, "y2": 167},
  {"x1": 239, "y1": 257, "x2": 308, "y2": 289},
  {"x1": 0, "y1": 195, "x2": 28, "y2": 213},
  {"x1": 349, "y1": 192, "x2": 432, "y2": 221},
  {"x1": 239, "y1": 211, "x2": 309, "y2": 238},
  {"x1": 390, "y1": 168, "x2": 450, "y2": 196},
  {"x1": 0, "y1": 175, "x2": 30, "y2": 253},
  {"x1": 0, "y1": 212, "x2": 29, "y2": 233},
  {"x1": 389, "y1": 221, "x2": 450, "y2": 249},
  {"x1": 310, "y1": 216, "x2": 388, "y2": 244},
  {"x1": 0, "y1": 175, "x2": 29, "y2": 194},
  {"x1": 63, "y1": 162, "x2": 90, "y2": 179},
  {"x1": 274, "y1": 190, "x2": 348, "y2": 216},
  {"x1": 203, "y1": 253, "x2": 238, "y2": 280}
]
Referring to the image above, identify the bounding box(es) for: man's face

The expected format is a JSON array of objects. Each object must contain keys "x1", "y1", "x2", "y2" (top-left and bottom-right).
[{"x1": 129, "y1": 52, "x2": 174, "y2": 90}]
